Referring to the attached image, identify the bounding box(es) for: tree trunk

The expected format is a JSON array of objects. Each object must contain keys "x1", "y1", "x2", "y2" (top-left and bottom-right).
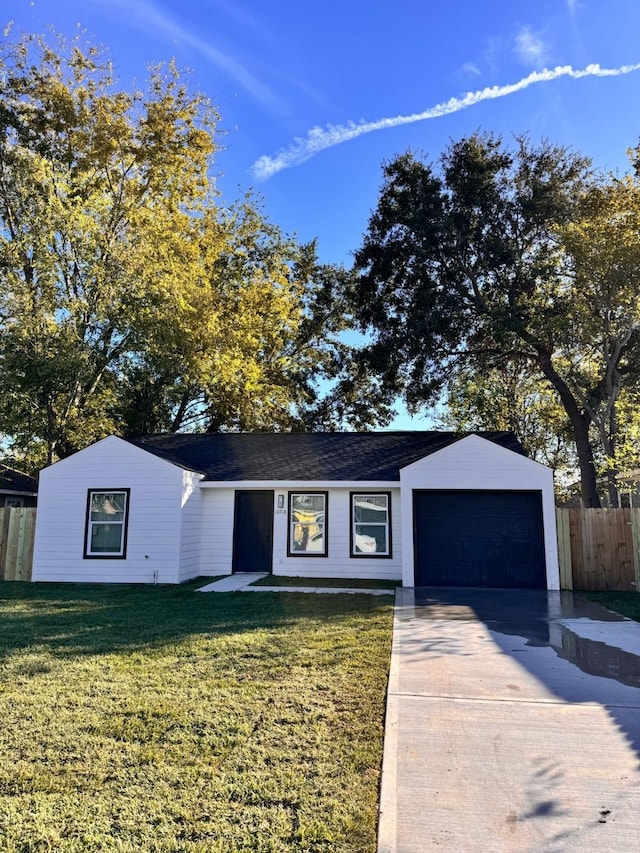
[
  {"x1": 606, "y1": 406, "x2": 620, "y2": 508},
  {"x1": 536, "y1": 351, "x2": 601, "y2": 507},
  {"x1": 573, "y1": 417, "x2": 601, "y2": 507},
  {"x1": 170, "y1": 387, "x2": 195, "y2": 433},
  {"x1": 607, "y1": 470, "x2": 620, "y2": 508}
]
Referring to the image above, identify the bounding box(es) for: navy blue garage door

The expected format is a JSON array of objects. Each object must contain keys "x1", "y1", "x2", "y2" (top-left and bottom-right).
[{"x1": 413, "y1": 490, "x2": 546, "y2": 589}]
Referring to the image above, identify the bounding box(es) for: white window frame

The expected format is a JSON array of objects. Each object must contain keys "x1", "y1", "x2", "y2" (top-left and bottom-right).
[
  {"x1": 84, "y1": 489, "x2": 130, "y2": 559},
  {"x1": 350, "y1": 492, "x2": 392, "y2": 558}
]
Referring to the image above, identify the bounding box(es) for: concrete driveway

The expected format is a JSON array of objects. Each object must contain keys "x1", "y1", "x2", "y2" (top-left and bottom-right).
[{"x1": 378, "y1": 588, "x2": 640, "y2": 852}]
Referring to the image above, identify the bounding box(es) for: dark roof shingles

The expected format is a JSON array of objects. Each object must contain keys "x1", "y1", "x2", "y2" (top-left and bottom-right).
[
  {"x1": 0, "y1": 464, "x2": 38, "y2": 493},
  {"x1": 125, "y1": 431, "x2": 525, "y2": 482}
]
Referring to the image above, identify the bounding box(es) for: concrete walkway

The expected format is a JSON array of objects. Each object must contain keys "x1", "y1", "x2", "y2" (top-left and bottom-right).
[
  {"x1": 378, "y1": 588, "x2": 640, "y2": 853},
  {"x1": 196, "y1": 573, "x2": 268, "y2": 592},
  {"x1": 196, "y1": 574, "x2": 394, "y2": 595}
]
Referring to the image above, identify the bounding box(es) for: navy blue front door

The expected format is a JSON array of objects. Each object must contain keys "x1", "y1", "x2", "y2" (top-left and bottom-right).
[
  {"x1": 232, "y1": 491, "x2": 274, "y2": 573},
  {"x1": 413, "y1": 490, "x2": 546, "y2": 589}
]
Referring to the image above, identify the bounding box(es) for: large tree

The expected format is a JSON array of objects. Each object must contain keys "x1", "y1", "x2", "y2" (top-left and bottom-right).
[
  {"x1": 0, "y1": 32, "x2": 376, "y2": 468},
  {"x1": 351, "y1": 133, "x2": 640, "y2": 506},
  {"x1": 556, "y1": 174, "x2": 640, "y2": 504},
  {"x1": 0, "y1": 32, "x2": 223, "y2": 463}
]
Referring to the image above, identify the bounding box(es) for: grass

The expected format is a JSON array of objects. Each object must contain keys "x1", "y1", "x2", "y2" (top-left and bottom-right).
[
  {"x1": 249, "y1": 575, "x2": 400, "y2": 590},
  {"x1": 0, "y1": 581, "x2": 393, "y2": 852},
  {"x1": 582, "y1": 591, "x2": 640, "y2": 622}
]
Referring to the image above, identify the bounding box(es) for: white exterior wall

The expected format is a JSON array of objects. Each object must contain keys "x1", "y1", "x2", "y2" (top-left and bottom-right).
[
  {"x1": 273, "y1": 487, "x2": 401, "y2": 580},
  {"x1": 198, "y1": 487, "x2": 236, "y2": 576},
  {"x1": 197, "y1": 485, "x2": 403, "y2": 580},
  {"x1": 32, "y1": 436, "x2": 185, "y2": 584},
  {"x1": 178, "y1": 470, "x2": 205, "y2": 582},
  {"x1": 399, "y1": 435, "x2": 559, "y2": 589},
  {"x1": 32, "y1": 434, "x2": 557, "y2": 587}
]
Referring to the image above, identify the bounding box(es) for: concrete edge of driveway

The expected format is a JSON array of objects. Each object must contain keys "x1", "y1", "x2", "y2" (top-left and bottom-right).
[{"x1": 377, "y1": 589, "x2": 401, "y2": 853}]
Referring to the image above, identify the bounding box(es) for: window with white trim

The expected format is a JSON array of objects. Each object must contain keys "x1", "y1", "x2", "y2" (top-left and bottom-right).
[
  {"x1": 350, "y1": 492, "x2": 391, "y2": 557},
  {"x1": 288, "y1": 492, "x2": 327, "y2": 556},
  {"x1": 84, "y1": 489, "x2": 130, "y2": 558}
]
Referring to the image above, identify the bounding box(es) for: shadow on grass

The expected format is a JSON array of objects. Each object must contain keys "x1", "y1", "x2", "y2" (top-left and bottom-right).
[{"x1": 0, "y1": 580, "x2": 393, "y2": 660}]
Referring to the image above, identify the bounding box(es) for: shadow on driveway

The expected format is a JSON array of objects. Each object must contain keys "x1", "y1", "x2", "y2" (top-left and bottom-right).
[
  {"x1": 380, "y1": 588, "x2": 640, "y2": 852},
  {"x1": 409, "y1": 587, "x2": 640, "y2": 759}
]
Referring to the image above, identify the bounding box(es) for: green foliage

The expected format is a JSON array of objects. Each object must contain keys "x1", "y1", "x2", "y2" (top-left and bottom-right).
[
  {"x1": 0, "y1": 32, "x2": 219, "y2": 463},
  {"x1": 352, "y1": 133, "x2": 640, "y2": 506},
  {"x1": 556, "y1": 173, "x2": 640, "y2": 501},
  {"x1": 0, "y1": 32, "x2": 380, "y2": 469},
  {"x1": 439, "y1": 362, "x2": 575, "y2": 473},
  {"x1": 0, "y1": 582, "x2": 392, "y2": 851}
]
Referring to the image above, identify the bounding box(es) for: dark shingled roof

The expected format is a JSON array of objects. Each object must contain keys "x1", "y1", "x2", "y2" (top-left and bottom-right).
[
  {"x1": 124, "y1": 431, "x2": 525, "y2": 481},
  {"x1": 0, "y1": 464, "x2": 38, "y2": 493}
]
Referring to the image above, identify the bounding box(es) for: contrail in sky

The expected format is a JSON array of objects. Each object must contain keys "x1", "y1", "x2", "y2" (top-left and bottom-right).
[{"x1": 251, "y1": 62, "x2": 640, "y2": 180}]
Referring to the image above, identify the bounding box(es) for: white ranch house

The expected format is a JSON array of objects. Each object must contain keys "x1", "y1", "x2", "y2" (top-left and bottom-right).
[{"x1": 32, "y1": 431, "x2": 560, "y2": 589}]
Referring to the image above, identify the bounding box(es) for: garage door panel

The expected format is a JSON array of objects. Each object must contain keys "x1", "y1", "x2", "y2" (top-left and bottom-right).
[{"x1": 414, "y1": 490, "x2": 545, "y2": 589}]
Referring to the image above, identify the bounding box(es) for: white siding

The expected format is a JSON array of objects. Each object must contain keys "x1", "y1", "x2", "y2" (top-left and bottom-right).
[
  {"x1": 199, "y1": 488, "x2": 235, "y2": 576},
  {"x1": 399, "y1": 435, "x2": 559, "y2": 589},
  {"x1": 196, "y1": 486, "x2": 402, "y2": 581},
  {"x1": 178, "y1": 470, "x2": 205, "y2": 582},
  {"x1": 272, "y1": 487, "x2": 402, "y2": 581},
  {"x1": 32, "y1": 436, "x2": 184, "y2": 584}
]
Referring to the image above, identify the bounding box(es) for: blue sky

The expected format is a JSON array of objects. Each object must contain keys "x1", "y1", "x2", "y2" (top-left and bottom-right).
[
  {"x1": 6, "y1": 0, "x2": 640, "y2": 426},
  {"x1": 8, "y1": 0, "x2": 640, "y2": 265}
]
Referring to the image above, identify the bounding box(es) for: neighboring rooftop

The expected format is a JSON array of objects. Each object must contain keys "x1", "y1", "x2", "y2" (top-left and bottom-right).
[
  {"x1": 0, "y1": 464, "x2": 38, "y2": 494},
  {"x1": 125, "y1": 431, "x2": 525, "y2": 481}
]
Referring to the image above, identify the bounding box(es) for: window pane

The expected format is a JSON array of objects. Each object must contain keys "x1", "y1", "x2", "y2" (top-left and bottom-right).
[
  {"x1": 355, "y1": 524, "x2": 387, "y2": 553},
  {"x1": 290, "y1": 522, "x2": 325, "y2": 553},
  {"x1": 353, "y1": 495, "x2": 388, "y2": 524},
  {"x1": 292, "y1": 494, "x2": 325, "y2": 516},
  {"x1": 289, "y1": 494, "x2": 327, "y2": 555},
  {"x1": 91, "y1": 492, "x2": 125, "y2": 522},
  {"x1": 90, "y1": 523, "x2": 123, "y2": 553}
]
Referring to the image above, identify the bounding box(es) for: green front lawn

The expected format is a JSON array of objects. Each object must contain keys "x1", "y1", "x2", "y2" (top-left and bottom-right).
[
  {"x1": 0, "y1": 581, "x2": 393, "y2": 852},
  {"x1": 249, "y1": 576, "x2": 400, "y2": 590},
  {"x1": 582, "y1": 591, "x2": 640, "y2": 622}
]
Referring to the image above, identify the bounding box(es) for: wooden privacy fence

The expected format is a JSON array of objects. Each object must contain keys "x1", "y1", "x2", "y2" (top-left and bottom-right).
[
  {"x1": 0, "y1": 507, "x2": 36, "y2": 581},
  {"x1": 556, "y1": 507, "x2": 640, "y2": 591}
]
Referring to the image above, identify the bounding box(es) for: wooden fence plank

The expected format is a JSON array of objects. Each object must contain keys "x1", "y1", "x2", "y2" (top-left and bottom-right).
[
  {"x1": 4, "y1": 509, "x2": 21, "y2": 581},
  {"x1": 631, "y1": 509, "x2": 640, "y2": 593},
  {"x1": 582, "y1": 509, "x2": 595, "y2": 589},
  {"x1": 568, "y1": 508, "x2": 583, "y2": 587},
  {"x1": 598, "y1": 509, "x2": 612, "y2": 590},
  {"x1": 14, "y1": 509, "x2": 34, "y2": 582},
  {"x1": 565, "y1": 508, "x2": 638, "y2": 592},
  {"x1": 618, "y1": 509, "x2": 634, "y2": 591},
  {"x1": 556, "y1": 508, "x2": 573, "y2": 589},
  {"x1": 0, "y1": 508, "x2": 36, "y2": 582},
  {"x1": 0, "y1": 509, "x2": 9, "y2": 581},
  {"x1": 15, "y1": 509, "x2": 26, "y2": 581},
  {"x1": 19, "y1": 510, "x2": 35, "y2": 582}
]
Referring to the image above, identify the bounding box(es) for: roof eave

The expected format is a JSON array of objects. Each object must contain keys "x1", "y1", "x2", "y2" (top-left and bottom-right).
[{"x1": 199, "y1": 479, "x2": 399, "y2": 489}]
